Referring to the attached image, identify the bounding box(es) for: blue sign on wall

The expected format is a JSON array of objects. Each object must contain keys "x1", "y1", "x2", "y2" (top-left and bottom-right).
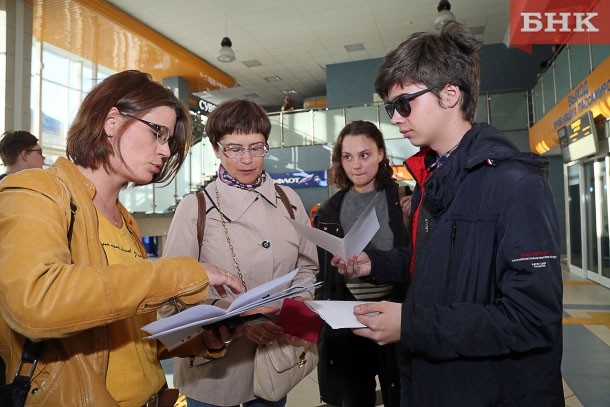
[{"x1": 271, "y1": 170, "x2": 328, "y2": 188}]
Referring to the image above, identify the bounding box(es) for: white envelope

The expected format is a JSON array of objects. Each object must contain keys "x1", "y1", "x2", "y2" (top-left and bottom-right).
[{"x1": 287, "y1": 193, "x2": 380, "y2": 260}]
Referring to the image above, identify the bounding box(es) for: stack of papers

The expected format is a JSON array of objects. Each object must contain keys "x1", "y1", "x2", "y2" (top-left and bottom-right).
[{"x1": 142, "y1": 268, "x2": 321, "y2": 349}]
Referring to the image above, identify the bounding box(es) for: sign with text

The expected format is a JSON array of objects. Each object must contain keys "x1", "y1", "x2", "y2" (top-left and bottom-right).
[
  {"x1": 510, "y1": 0, "x2": 610, "y2": 45},
  {"x1": 271, "y1": 170, "x2": 327, "y2": 188}
]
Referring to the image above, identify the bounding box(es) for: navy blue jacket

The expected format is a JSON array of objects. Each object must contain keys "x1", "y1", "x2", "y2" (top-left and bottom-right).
[{"x1": 369, "y1": 123, "x2": 564, "y2": 406}]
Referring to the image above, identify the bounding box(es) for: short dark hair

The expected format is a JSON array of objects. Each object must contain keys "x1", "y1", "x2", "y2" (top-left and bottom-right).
[
  {"x1": 66, "y1": 70, "x2": 192, "y2": 184},
  {"x1": 205, "y1": 99, "x2": 270, "y2": 147},
  {"x1": 0, "y1": 131, "x2": 39, "y2": 166},
  {"x1": 329, "y1": 120, "x2": 394, "y2": 190},
  {"x1": 375, "y1": 21, "x2": 482, "y2": 123}
]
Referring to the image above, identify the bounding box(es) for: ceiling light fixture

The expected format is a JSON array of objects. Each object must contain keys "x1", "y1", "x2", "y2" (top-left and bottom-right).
[
  {"x1": 434, "y1": 0, "x2": 456, "y2": 32},
  {"x1": 217, "y1": 15, "x2": 235, "y2": 63}
]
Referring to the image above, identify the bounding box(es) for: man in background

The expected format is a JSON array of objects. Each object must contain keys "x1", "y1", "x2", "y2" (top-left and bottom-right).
[{"x1": 0, "y1": 130, "x2": 45, "y2": 180}]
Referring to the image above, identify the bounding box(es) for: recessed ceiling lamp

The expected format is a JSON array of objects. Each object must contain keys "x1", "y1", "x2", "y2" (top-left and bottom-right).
[
  {"x1": 434, "y1": 0, "x2": 456, "y2": 32},
  {"x1": 218, "y1": 15, "x2": 235, "y2": 63}
]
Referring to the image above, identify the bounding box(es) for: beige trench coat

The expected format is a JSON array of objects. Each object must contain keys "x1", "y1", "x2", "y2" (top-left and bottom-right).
[{"x1": 162, "y1": 175, "x2": 318, "y2": 405}]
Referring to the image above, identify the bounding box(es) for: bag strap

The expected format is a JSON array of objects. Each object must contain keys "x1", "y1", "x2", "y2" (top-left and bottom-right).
[
  {"x1": 274, "y1": 185, "x2": 295, "y2": 220},
  {"x1": 195, "y1": 191, "x2": 206, "y2": 262},
  {"x1": 194, "y1": 185, "x2": 294, "y2": 261},
  {"x1": 7, "y1": 197, "x2": 78, "y2": 390}
]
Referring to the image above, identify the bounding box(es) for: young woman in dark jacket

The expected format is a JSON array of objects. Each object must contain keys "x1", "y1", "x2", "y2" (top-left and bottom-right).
[{"x1": 315, "y1": 120, "x2": 408, "y2": 407}]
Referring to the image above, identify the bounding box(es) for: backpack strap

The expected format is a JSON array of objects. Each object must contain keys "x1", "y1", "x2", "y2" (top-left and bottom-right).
[
  {"x1": 274, "y1": 185, "x2": 295, "y2": 220},
  {"x1": 195, "y1": 191, "x2": 206, "y2": 261}
]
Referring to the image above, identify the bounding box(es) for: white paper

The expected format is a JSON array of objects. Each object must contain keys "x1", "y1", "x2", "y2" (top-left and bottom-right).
[
  {"x1": 305, "y1": 300, "x2": 376, "y2": 329},
  {"x1": 142, "y1": 268, "x2": 321, "y2": 349},
  {"x1": 287, "y1": 194, "x2": 380, "y2": 260}
]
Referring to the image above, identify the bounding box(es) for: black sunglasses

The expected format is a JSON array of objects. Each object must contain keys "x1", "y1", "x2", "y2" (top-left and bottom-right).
[{"x1": 384, "y1": 88, "x2": 432, "y2": 119}]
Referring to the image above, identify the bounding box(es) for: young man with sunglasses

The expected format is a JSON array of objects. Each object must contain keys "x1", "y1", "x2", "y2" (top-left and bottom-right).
[
  {"x1": 0, "y1": 130, "x2": 45, "y2": 180},
  {"x1": 332, "y1": 21, "x2": 564, "y2": 406}
]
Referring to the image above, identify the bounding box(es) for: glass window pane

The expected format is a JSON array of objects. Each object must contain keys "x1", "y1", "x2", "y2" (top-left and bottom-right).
[
  {"x1": 542, "y1": 69, "x2": 556, "y2": 114},
  {"x1": 475, "y1": 94, "x2": 489, "y2": 124},
  {"x1": 345, "y1": 106, "x2": 378, "y2": 127},
  {"x1": 591, "y1": 44, "x2": 610, "y2": 70},
  {"x1": 120, "y1": 185, "x2": 153, "y2": 213},
  {"x1": 569, "y1": 45, "x2": 591, "y2": 87},
  {"x1": 313, "y1": 109, "x2": 345, "y2": 145},
  {"x1": 489, "y1": 92, "x2": 528, "y2": 131},
  {"x1": 41, "y1": 80, "x2": 68, "y2": 149},
  {"x1": 283, "y1": 111, "x2": 313, "y2": 147},
  {"x1": 69, "y1": 60, "x2": 82, "y2": 89},
  {"x1": 379, "y1": 106, "x2": 402, "y2": 140},
  {"x1": 554, "y1": 49, "x2": 570, "y2": 102},
  {"x1": 269, "y1": 114, "x2": 282, "y2": 148},
  {"x1": 585, "y1": 161, "x2": 597, "y2": 273},
  {"x1": 533, "y1": 81, "x2": 544, "y2": 122},
  {"x1": 568, "y1": 164, "x2": 582, "y2": 268},
  {"x1": 42, "y1": 49, "x2": 70, "y2": 86}
]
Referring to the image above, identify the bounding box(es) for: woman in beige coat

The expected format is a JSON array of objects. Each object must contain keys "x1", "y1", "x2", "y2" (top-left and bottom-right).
[{"x1": 162, "y1": 99, "x2": 318, "y2": 407}]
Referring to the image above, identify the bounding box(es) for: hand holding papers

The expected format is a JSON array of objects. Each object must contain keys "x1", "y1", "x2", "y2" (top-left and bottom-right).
[
  {"x1": 142, "y1": 268, "x2": 321, "y2": 350},
  {"x1": 287, "y1": 195, "x2": 380, "y2": 260},
  {"x1": 304, "y1": 301, "x2": 375, "y2": 329}
]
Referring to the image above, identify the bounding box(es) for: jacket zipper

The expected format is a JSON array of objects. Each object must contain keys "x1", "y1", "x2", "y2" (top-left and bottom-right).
[
  {"x1": 143, "y1": 283, "x2": 209, "y2": 310},
  {"x1": 444, "y1": 222, "x2": 457, "y2": 297}
]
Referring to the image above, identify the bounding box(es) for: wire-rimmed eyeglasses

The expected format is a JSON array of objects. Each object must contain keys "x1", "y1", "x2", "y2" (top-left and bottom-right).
[
  {"x1": 119, "y1": 111, "x2": 172, "y2": 145},
  {"x1": 217, "y1": 142, "x2": 269, "y2": 159},
  {"x1": 384, "y1": 88, "x2": 432, "y2": 119}
]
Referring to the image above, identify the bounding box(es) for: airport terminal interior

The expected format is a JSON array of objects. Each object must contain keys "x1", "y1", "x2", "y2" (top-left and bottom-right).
[{"x1": 1, "y1": 0, "x2": 610, "y2": 405}]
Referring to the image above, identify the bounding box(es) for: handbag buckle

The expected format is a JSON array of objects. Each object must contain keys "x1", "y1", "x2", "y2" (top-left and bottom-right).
[
  {"x1": 297, "y1": 351, "x2": 307, "y2": 368},
  {"x1": 15, "y1": 357, "x2": 38, "y2": 381}
]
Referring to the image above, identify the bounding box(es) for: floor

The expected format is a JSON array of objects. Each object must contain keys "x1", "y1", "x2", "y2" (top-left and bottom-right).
[{"x1": 163, "y1": 264, "x2": 610, "y2": 407}]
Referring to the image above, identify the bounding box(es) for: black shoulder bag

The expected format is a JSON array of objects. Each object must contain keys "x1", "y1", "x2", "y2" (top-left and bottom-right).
[{"x1": 0, "y1": 200, "x2": 77, "y2": 406}]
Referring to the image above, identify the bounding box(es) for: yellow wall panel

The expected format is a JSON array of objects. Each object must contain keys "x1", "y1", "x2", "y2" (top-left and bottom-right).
[{"x1": 32, "y1": 0, "x2": 235, "y2": 93}]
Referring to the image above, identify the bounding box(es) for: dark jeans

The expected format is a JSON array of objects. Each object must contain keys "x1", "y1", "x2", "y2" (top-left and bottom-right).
[{"x1": 340, "y1": 333, "x2": 401, "y2": 407}]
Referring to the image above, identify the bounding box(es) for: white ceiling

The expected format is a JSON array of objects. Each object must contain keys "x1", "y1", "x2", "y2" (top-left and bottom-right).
[{"x1": 106, "y1": 0, "x2": 510, "y2": 109}]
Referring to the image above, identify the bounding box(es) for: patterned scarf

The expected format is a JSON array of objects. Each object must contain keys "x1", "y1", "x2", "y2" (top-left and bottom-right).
[{"x1": 218, "y1": 164, "x2": 266, "y2": 190}]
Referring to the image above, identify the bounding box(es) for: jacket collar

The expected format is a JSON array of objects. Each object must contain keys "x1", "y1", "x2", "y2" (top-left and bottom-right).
[
  {"x1": 406, "y1": 123, "x2": 523, "y2": 217},
  {"x1": 212, "y1": 172, "x2": 278, "y2": 220},
  {"x1": 52, "y1": 157, "x2": 136, "y2": 230}
]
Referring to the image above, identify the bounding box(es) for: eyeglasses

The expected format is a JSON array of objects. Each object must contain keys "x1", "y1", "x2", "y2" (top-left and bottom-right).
[
  {"x1": 217, "y1": 142, "x2": 269, "y2": 159},
  {"x1": 119, "y1": 111, "x2": 172, "y2": 145},
  {"x1": 384, "y1": 88, "x2": 432, "y2": 119},
  {"x1": 26, "y1": 148, "x2": 44, "y2": 155}
]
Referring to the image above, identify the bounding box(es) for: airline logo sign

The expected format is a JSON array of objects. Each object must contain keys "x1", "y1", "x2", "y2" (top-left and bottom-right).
[
  {"x1": 510, "y1": 0, "x2": 610, "y2": 45},
  {"x1": 272, "y1": 171, "x2": 327, "y2": 188}
]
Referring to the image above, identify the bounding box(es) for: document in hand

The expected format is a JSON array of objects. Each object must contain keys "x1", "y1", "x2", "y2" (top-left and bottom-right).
[
  {"x1": 141, "y1": 268, "x2": 321, "y2": 350},
  {"x1": 304, "y1": 300, "x2": 375, "y2": 329},
  {"x1": 286, "y1": 194, "x2": 380, "y2": 261}
]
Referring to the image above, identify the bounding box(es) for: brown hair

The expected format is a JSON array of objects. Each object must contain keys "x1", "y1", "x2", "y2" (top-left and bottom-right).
[
  {"x1": 66, "y1": 70, "x2": 191, "y2": 184},
  {"x1": 0, "y1": 131, "x2": 39, "y2": 166},
  {"x1": 375, "y1": 21, "x2": 482, "y2": 123},
  {"x1": 206, "y1": 99, "x2": 270, "y2": 147},
  {"x1": 329, "y1": 120, "x2": 394, "y2": 190}
]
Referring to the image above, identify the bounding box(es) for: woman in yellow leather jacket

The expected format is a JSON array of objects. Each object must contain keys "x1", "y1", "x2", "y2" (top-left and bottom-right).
[{"x1": 0, "y1": 70, "x2": 243, "y2": 406}]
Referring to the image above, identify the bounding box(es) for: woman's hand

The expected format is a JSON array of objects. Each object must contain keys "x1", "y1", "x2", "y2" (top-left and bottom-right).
[
  {"x1": 331, "y1": 252, "x2": 372, "y2": 278},
  {"x1": 201, "y1": 323, "x2": 244, "y2": 350},
  {"x1": 201, "y1": 263, "x2": 244, "y2": 297}
]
